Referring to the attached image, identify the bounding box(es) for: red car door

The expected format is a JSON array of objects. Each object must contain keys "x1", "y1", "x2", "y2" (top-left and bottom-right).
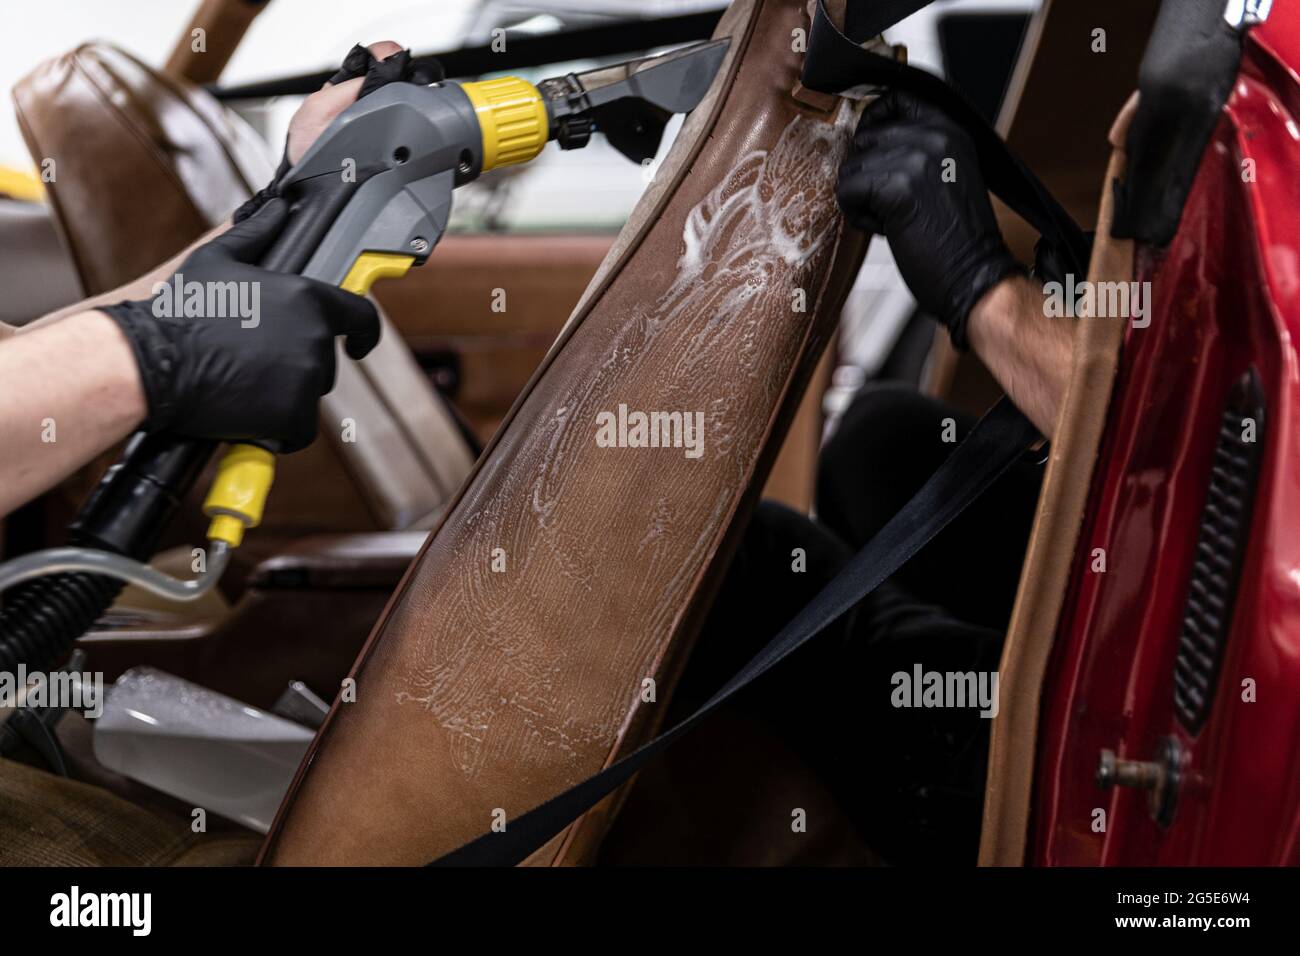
[{"x1": 1035, "y1": 4, "x2": 1300, "y2": 865}]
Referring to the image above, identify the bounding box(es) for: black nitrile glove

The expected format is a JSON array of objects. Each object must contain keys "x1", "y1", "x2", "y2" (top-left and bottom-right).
[
  {"x1": 836, "y1": 90, "x2": 1025, "y2": 350},
  {"x1": 327, "y1": 43, "x2": 442, "y2": 97},
  {"x1": 233, "y1": 45, "x2": 440, "y2": 224},
  {"x1": 100, "y1": 199, "x2": 380, "y2": 452}
]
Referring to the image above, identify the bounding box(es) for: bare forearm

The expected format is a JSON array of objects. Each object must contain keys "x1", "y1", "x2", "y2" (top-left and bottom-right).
[
  {"x1": 967, "y1": 274, "x2": 1074, "y2": 439},
  {"x1": 0, "y1": 310, "x2": 145, "y2": 516},
  {"x1": 0, "y1": 224, "x2": 229, "y2": 516}
]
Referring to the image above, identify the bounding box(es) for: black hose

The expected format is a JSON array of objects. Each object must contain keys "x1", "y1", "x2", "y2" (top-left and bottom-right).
[
  {"x1": 0, "y1": 432, "x2": 214, "y2": 672},
  {"x1": 0, "y1": 572, "x2": 123, "y2": 674}
]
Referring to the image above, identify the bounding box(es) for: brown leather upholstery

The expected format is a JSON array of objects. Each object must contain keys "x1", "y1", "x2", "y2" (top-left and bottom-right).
[
  {"x1": 375, "y1": 231, "x2": 829, "y2": 511},
  {"x1": 261, "y1": 0, "x2": 869, "y2": 866},
  {"x1": 11, "y1": 43, "x2": 475, "y2": 533},
  {"x1": 12, "y1": 44, "x2": 272, "y2": 294}
]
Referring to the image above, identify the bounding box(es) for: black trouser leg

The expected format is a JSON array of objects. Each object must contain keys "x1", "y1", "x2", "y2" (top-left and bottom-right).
[{"x1": 817, "y1": 381, "x2": 1043, "y2": 630}]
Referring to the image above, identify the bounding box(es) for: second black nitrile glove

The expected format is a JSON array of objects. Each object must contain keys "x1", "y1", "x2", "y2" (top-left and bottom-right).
[
  {"x1": 836, "y1": 90, "x2": 1025, "y2": 350},
  {"x1": 100, "y1": 199, "x2": 380, "y2": 452}
]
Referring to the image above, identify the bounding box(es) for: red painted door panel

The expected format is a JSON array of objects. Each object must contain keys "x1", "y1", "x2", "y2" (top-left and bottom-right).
[{"x1": 1033, "y1": 10, "x2": 1300, "y2": 865}]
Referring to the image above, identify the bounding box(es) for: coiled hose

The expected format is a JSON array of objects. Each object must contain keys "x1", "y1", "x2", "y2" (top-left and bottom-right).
[{"x1": 0, "y1": 571, "x2": 124, "y2": 675}]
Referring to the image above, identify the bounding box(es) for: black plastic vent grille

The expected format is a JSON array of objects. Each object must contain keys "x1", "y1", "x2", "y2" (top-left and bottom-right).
[{"x1": 1173, "y1": 369, "x2": 1265, "y2": 733}]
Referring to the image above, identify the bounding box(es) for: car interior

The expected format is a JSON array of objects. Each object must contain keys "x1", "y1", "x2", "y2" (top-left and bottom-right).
[{"x1": 0, "y1": 0, "x2": 1184, "y2": 867}]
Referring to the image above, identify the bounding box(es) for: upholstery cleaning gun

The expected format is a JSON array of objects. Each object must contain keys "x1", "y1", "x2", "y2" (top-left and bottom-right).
[{"x1": 0, "y1": 39, "x2": 730, "y2": 667}]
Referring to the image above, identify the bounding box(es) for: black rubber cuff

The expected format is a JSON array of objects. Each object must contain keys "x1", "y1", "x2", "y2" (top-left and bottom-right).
[
  {"x1": 99, "y1": 302, "x2": 185, "y2": 432},
  {"x1": 944, "y1": 248, "x2": 1026, "y2": 352},
  {"x1": 328, "y1": 44, "x2": 375, "y2": 85},
  {"x1": 232, "y1": 153, "x2": 291, "y2": 224},
  {"x1": 329, "y1": 44, "x2": 442, "y2": 92}
]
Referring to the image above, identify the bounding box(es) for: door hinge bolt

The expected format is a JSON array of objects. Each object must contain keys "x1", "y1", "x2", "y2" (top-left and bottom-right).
[{"x1": 1096, "y1": 737, "x2": 1183, "y2": 828}]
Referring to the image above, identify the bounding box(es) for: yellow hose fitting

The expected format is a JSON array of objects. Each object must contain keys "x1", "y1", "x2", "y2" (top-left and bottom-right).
[
  {"x1": 460, "y1": 76, "x2": 549, "y2": 171},
  {"x1": 202, "y1": 444, "x2": 275, "y2": 548}
]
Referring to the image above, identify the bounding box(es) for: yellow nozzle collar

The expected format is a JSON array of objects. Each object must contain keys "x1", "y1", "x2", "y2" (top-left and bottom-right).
[
  {"x1": 460, "y1": 76, "x2": 549, "y2": 171},
  {"x1": 203, "y1": 444, "x2": 275, "y2": 548}
]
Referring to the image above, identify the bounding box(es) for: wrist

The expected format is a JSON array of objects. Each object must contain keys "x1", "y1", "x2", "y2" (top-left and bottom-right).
[
  {"x1": 967, "y1": 274, "x2": 1036, "y2": 354},
  {"x1": 944, "y1": 245, "x2": 1025, "y2": 351},
  {"x1": 95, "y1": 302, "x2": 184, "y2": 432},
  {"x1": 966, "y1": 273, "x2": 1073, "y2": 438}
]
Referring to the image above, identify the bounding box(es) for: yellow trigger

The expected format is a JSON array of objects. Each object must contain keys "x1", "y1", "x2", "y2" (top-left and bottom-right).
[{"x1": 341, "y1": 252, "x2": 416, "y2": 296}]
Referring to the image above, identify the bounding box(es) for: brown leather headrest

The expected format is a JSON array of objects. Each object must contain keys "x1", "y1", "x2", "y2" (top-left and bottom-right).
[{"x1": 11, "y1": 43, "x2": 275, "y2": 295}]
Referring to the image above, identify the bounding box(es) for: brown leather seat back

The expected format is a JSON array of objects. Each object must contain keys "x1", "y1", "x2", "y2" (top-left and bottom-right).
[
  {"x1": 12, "y1": 44, "x2": 272, "y2": 294},
  {"x1": 11, "y1": 43, "x2": 473, "y2": 531},
  {"x1": 261, "y1": 0, "x2": 868, "y2": 866}
]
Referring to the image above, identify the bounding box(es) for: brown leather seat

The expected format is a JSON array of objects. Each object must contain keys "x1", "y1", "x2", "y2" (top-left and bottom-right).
[
  {"x1": 12, "y1": 44, "x2": 272, "y2": 293},
  {"x1": 262, "y1": 0, "x2": 869, "y2": 866},
  {"x1": 11, "y1": 43, "x2": 474, "y2": 534}
]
